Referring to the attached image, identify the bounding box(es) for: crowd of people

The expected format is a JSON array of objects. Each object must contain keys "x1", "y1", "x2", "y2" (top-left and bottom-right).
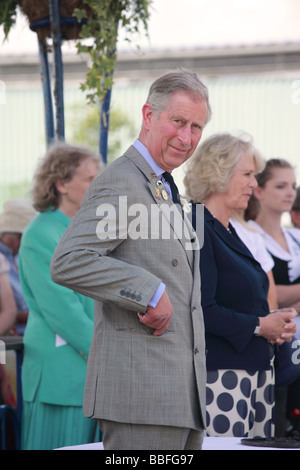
[{"x1": 0, "y1": 69, "x2": 300, "y2": 450}]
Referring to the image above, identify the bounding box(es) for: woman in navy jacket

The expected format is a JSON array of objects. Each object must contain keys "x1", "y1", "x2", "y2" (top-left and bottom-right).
[{"x1": 184, "y1": 132, "x2": 297, "y2": 438}]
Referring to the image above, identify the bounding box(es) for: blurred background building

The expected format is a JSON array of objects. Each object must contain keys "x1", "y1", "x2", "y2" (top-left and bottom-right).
[{"x1": 1, "y1": 0, "x2": 300, "y2": 212}]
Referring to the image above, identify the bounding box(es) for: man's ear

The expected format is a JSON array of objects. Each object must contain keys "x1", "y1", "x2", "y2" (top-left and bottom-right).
[{"x1": 141, "y1": 103, "x2": 154, "y2": 130}]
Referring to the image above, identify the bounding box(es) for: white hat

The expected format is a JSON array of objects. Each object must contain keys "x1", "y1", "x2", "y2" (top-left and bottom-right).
[{"x1": 0, "y1": 199, "x2": 37, "y2": 234}]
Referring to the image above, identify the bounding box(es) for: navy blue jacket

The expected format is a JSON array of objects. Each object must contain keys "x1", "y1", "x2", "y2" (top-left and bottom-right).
[{"x1": 194, "y1": 205, "x2": 274, "y2": 371}]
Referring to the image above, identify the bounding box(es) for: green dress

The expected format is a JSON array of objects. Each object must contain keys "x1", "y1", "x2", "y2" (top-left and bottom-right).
[{"x1": 19, "y1": 209, "x2": 99, "y2": 450}]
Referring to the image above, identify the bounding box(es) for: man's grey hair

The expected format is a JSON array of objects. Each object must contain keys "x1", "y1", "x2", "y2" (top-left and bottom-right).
[{"x1": 146, "y1": 69, "x2": 212, "y2": 124}]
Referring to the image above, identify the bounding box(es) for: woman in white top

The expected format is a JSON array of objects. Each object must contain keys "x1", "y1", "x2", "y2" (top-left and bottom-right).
[
  {"x1": 245, "y1": 158, "x2": 300, "y2": 436},
  {"x1": 245, "y1": 158, "x2": 300, "y2": 310}
]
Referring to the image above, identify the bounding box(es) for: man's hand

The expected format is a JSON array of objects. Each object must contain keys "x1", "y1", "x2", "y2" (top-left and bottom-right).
[{"x1": 138, "y1": 290, "x2": 173, "y2": 336}]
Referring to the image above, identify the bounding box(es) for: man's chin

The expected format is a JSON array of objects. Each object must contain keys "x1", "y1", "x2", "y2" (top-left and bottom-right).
[{"x1": 164, "y1": 154, "x2": 191, "y2": 172}]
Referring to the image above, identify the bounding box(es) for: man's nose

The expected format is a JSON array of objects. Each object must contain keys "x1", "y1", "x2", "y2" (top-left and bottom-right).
[{"x1": 178, "y1": 126, "x2": 192, "y2": 145}]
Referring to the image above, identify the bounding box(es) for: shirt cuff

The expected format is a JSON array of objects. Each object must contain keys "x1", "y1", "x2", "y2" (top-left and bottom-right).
[{"x1": 148, "y1": 282, "x2": 166, "y2": 308}]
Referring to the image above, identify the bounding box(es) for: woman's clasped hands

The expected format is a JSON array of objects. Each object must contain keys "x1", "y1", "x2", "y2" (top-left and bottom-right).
[{"x1": 258, "y1": 308, "x2": 298, "y2": 345}]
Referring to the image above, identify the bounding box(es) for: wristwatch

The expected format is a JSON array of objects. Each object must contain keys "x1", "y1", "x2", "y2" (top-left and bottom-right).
[{"x1": 254, "y1": 318, "x2": 261, "y2": 336}]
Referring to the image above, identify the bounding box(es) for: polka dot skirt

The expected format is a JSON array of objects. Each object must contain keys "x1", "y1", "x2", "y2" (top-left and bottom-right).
[{"x1": 206, "y1": 365, "x2": 275, "y2": 438}]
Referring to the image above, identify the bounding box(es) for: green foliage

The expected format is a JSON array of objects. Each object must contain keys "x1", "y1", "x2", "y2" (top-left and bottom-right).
[
  {"x1": 69, "y1": 102, "x2": 136, "y2": 164},
  {"x1": 0, "y1": 0, "x2": 19, "y2": 39},
  {"x1": 1, "y1": 0, "x2": 152, "y2": 104},
  {"x1": 73, "y1": 0, "x2": 152, "y2": 104},
  {"x1": 0, "y1": 180, "x2": 31, "y2": 209}
]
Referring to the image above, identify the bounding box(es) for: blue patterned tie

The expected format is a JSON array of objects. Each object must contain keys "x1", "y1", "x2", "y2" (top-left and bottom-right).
[{"x1": 162, "y1": 172, "x2": 182, "y2": 212}]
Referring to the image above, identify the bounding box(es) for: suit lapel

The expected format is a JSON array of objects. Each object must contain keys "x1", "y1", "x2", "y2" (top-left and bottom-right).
[{"x1": 124, "y1": 146, "x2": 196, "y2": 269}]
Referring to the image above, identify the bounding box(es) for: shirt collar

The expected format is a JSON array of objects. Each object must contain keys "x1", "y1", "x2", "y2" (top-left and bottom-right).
[{"x1": 133, "y1": 139, "x2": 165, "y2": 178}]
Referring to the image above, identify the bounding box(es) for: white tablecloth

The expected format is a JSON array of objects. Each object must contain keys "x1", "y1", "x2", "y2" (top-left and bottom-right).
[{"x1": 56, "y1": 436, "x2": 300, "y2": 450}]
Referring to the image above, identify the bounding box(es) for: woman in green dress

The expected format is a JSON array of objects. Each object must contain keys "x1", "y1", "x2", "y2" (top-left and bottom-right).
[{"x1": 19, "y1": 142, "x2": 103, "y2": 450}]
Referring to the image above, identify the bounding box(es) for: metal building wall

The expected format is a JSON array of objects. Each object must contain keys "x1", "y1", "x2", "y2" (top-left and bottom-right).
[{"x1": 1, "y1": 75, "x2": 300, "y2": 208}]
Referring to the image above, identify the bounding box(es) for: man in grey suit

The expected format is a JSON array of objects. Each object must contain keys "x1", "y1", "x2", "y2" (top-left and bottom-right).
[{"x1": 50, "y1": 70, "x2": 211, "y2": 450}]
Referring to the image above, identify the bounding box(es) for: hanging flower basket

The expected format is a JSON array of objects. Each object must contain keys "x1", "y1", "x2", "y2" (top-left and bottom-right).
[
  {"x1": 1, "y1": 0, "x2": 152, "y2": 103},
  {"x1": 19, "y1": 0, "x2": 93, "y2": 43}
]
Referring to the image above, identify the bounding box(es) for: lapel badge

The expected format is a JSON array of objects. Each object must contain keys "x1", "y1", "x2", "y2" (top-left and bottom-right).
[
  {"x1": 155, "y1": 187, "x2": 161, "y2": 198},
  {"x1": 156, "y1": 180, "x2": 163, "y2": 189},
  {"x1": 161, "y1": 189, "x2": 168, "y2": 200}
]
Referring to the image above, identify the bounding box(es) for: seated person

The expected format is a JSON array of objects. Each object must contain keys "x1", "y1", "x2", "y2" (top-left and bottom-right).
[
  {"x1": 0, "y1": 199, "x2": 37, "y2": 333},
  {"x1": 0, "y1": 252, "x2": 17, "y2": 409}
]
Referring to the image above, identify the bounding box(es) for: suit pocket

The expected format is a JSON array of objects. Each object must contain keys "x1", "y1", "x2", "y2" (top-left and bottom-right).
[{"x1": 116, "y1": 316, "x2": 176, "y2": 335}]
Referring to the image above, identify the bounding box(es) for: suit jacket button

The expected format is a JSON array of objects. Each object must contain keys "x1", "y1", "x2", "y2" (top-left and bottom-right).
[
  {"x1": 120, "y1": 289, "x2": 125, "y2": 296},
  {"x1": 136, "y1": 295, "x2": 142, "y2": 302},
  {"x1": 172, "y1": 259, "x2": 178, "y2": 266}
]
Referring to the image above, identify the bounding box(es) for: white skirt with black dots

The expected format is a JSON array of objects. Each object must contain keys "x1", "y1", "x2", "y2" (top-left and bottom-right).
[{"x1": 205, "y1": 364, "x2": 275, "y2": 438}]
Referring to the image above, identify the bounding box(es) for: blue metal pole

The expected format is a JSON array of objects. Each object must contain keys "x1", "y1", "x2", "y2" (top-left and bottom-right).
[
  {"x1": 49, "y1": 0, "x2": 65, "y2": 141},
  {"x1": 37, "y1": 37, "x2": 55, "y2": 146},
  {"x1": 99, "y1": 86, "x2": 112, "y2": 165}
]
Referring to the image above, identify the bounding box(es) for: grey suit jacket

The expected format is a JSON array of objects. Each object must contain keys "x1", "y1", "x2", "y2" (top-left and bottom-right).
[{"x1": 51, "y1": 145, "x2": 206, "y2": 431}]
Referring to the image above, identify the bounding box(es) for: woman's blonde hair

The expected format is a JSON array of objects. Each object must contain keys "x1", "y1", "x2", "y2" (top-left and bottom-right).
[
  {"x1": 32, "y1": 141, "x2": 103, "y2": 212},
  {"x1": 184, "y1": 132, "x2": 265, "y2": 203}
]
